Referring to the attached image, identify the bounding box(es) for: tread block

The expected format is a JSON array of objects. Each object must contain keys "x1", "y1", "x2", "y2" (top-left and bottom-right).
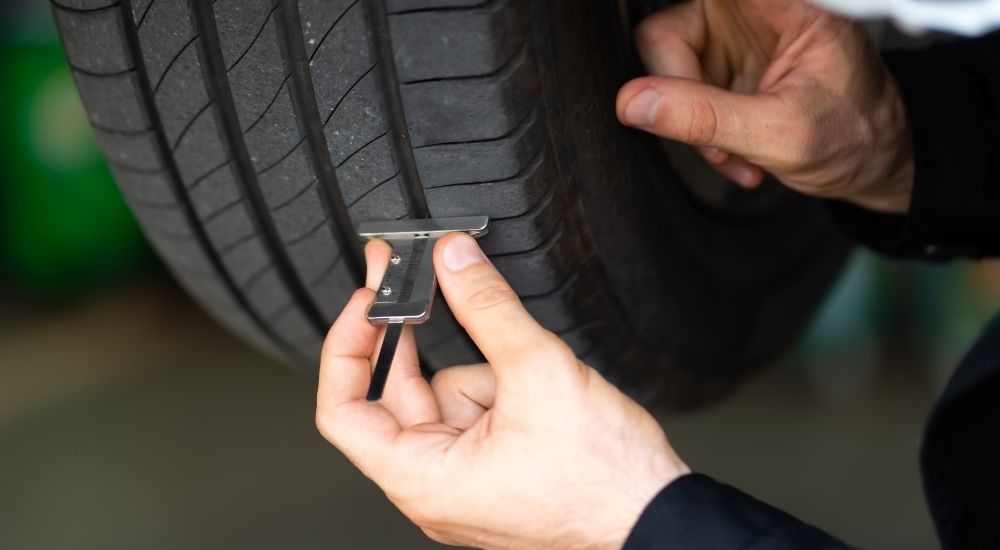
[
  {"x1": 173, "y1": 109, "x2": 229, "y2": 184},
  {"x1": 143, "y1": 230, "x2": 215, "y2": 275},
  {"x1": 189, "y1": 167, "x2": 243, "y2": 220},
  {"x1": 523, "y1": 272, "x2": 606, "y2": 333},
  {"x1": 72, "y1": 70, "x2": 149, "y2": 132},
  {"x1": 245, "y1": 270, "x2": 294, "y2": 317},
  {"x1": 298, "y1": 0, "x2": 358, "y2": 59},
  {"x1": 476, "y1": 187, "x2": 559, "y2": 255},
  {"x1": 272, "y1": 185, "x2": 328, "y2": 243},
  {"x1": 350, "y1": 174, "x2": 410, "y2": 221},
  {"x1": 389, "y1": 0, "x2": 526, "y2": 83},
  {"x1": 154, "y1": 45, "x2": 211, "y2": 146},
  {"x1": 54, "y1": 5, "x2": 133, "y2": 74},
  {"x1": 324, "y1": 73, "x2": 389, "y2": 166},
  {"x1": 272, "y1": 308, "x2": 323, "y2": 352},
  {"x1": 400, "y1": 49, "x2": 538, "y2": 146},
  {"x1": 214, "y1": 0, "x2": 276, "y2": 69},
  {"x1": 137, "y1": 0, "x2": 196, "y2": 87},
  {"x1": 413, "y1": 108, "x2": 543, "y2": 187},
  {"x1": 204, "y1": 202, "x2": 256, "y2": 251},
  {"x1": 256, "y1": 143, "x2": 316, "y2": 207},
  {"x1": 243, "y1": 85, "x2": 302, "y2": 172},
  {"x1": 223, "y1": 240, "x2": 271, "y2": 287},
  {"x1": 113, "y1": 168, "x2": 175, "y2": 205},
  {"x1": 128, "y1": 0, "x2": 153, "y2": 24},
  {"x1": 491, "y1": 225, "x2": 585, "y2": 297},
  {"x1": 224, "y1": 16, "x2": 291, "y2": 130},
  {"x1": 93, "y1": 127, "x2": 162, "y2": 171},
  {"x1": 306, "y1": 259, "x2": 355, "y2": 322},
  {"x1": 307, "y1": 3, "x2": 373, "y2": 116},
  {"x1": 336, "y1": 136, "x2": 399, "y2": 204},
  {"x1": 288, "y1": 225, "x2": 342, "y2": 288},
  {"x1": 132, "y1": 203, "x2": 192, "y2": 238},
  {"x1": 424, "y1": 151, "x2": 550, "y2": 219}
]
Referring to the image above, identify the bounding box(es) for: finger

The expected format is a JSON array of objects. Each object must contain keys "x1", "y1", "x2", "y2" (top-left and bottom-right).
[
  {"x1": 364, "y1": 239, "x2": 393, "y2": 290},
  {"x1": 616, "y1": 76, "x2": 796, "y2": 164},
  {"x1": 431, "y1": 365, "x2": 496, "y2": 430},
  {"x1": 712, "y1": 155, "x2": 765, "y2": 189},
  {"x1": 363, "y1": 240, "x2": 441, "y2": 427},
  {"x1": 433, "y1": 233, "x2": 571, "y2": 376},
  {"x1": 634, "y1": 3, "x2": 706, "y2": 79},
  {"x1": 377, "y1": 324, "x2": 442, "y2": 427},
  {"x1": 317, "y1": 288, "x2": 400, "y2": 467}
]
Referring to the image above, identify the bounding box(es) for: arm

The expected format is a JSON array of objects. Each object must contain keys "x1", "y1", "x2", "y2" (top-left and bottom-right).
[{"x1": 626, "y1": 475, "x2": 848, "y2": 549}]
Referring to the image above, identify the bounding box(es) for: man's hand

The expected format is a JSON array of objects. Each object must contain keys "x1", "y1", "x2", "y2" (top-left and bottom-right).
[
  {"x1": 316, "y1": 234, "x2": 689, "y2": 549},
  {"x1": 617, "y1": 0, "x2": 914, "y2": 214}
]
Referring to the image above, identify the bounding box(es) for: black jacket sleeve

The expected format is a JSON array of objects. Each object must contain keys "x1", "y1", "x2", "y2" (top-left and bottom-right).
[
  {"x1": 624, "y1": 474, "x2": 847, "y2": 549},
  {"x1": 827, "y1": 32, "x2": 1000, "y2": 259}
]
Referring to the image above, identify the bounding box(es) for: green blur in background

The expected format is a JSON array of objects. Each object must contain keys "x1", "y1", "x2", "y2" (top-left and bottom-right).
[{"x1": 0, "y1": 3, "x2": 150, "y2": 297}]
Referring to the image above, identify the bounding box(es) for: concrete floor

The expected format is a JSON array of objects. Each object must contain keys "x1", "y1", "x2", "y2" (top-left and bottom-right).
[{"x1": 0, "y1": 277, "x2": 942, "y2": 549}]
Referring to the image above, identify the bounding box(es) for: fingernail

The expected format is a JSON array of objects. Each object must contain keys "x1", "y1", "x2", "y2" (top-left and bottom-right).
[
  {"x1": 624, "y1": 89, "x2": 663, "y2": 127},
  {"x1": 443, "y1": 234, "x2": 487, "y2": 272}
]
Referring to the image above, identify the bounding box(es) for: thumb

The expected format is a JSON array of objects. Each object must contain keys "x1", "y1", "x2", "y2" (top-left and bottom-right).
[
  {"x1": 617, "y1": 76, "x2": 794, "y2": 163},
  {"x1": 433, "y1": 233, "x2": 570, "y2": 378}
]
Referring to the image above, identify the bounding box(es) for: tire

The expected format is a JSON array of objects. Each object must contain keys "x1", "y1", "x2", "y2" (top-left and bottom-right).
[{"x1": 52, "y1": 0, "x2": 849, "y2": 409}]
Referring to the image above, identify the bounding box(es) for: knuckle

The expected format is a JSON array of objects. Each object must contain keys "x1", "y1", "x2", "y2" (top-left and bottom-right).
[
  {"x1": 682, "y1": 99, "x2": 719, "y2": 145},
  {"x1": 465, "y1": 282, "x2": 521, "y2": 315}
]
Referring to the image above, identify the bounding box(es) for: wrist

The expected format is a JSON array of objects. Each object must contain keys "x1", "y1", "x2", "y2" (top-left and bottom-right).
[{"x1": 852, "y1": 77, "x2": 915, "y2": 215}]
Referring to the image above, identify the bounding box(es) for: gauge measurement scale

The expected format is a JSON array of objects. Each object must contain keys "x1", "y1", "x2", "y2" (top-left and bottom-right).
[{"x1": 357, "y1": 216, "x2": 490, "y2": 401}]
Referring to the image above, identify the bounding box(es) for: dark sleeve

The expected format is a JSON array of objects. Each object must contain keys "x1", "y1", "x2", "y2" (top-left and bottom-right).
[
  {"x1": 826, "y1": 32, "x2": 1000, "y2": 260},
  {"x1": 624, "y1": 474, "x2": 848, "y2": 550}
]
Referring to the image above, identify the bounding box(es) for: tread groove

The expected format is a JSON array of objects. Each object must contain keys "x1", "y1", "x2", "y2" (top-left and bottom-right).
[
  {"x1": 366, "y1": 0, "x2": 429, "y2": 217},
  {"x1": 276, "y1": 0, "x2": 366, "y2": 284},
  {"x1": 192, "y1": 0, "x2": 329, "y2": 337},
  {"x1": 112, "y1": 2, "x2": 306, "y2": 360}
]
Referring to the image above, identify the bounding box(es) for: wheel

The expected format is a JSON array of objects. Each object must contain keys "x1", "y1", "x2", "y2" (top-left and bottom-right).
[{"x1": 52, "y1": 0, "x2": 848, "y2": 409}]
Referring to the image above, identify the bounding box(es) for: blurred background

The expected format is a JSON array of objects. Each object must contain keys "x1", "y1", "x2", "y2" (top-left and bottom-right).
[{"x1": 2, "y1": 3, "x2": 999, "y2": 549}]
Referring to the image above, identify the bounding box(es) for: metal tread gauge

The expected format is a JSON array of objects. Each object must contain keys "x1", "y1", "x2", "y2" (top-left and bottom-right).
[{"x1": 357, "y1": 216, "x2": 490, "y2": 401}]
